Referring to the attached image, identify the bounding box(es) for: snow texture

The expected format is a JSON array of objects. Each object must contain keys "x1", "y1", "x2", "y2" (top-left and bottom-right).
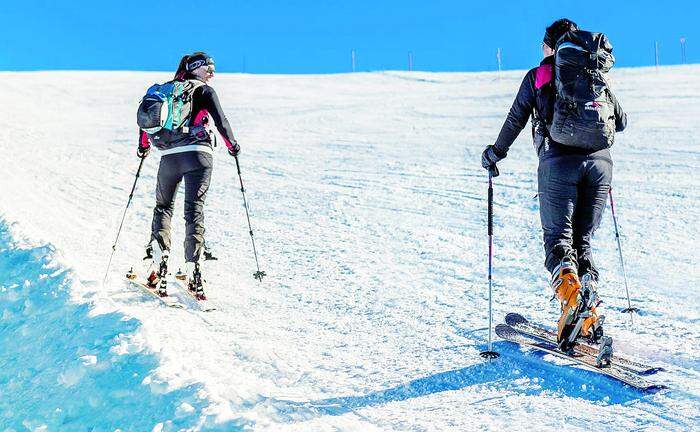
[{"x1": 0, "y1": 66, "x2": 699, "y2": 431}]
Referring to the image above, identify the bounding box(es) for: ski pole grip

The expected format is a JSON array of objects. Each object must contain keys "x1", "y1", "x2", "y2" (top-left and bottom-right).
[
  {"x1": 234, "y1": 155, "x2": 242, "y2": 175},
  {"x1": 487, "y1": 177, "x2": 493, "y2": 236}
]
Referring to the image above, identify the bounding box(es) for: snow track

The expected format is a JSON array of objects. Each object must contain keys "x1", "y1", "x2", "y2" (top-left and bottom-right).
[{"x1": 0, "y1": 66, "x2": 698, "y2": 430}]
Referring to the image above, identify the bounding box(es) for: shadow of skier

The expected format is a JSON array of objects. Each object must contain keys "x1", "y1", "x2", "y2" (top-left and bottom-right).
[{"x1": 274, "y1": 341, "x2": 649, "y2": 421}]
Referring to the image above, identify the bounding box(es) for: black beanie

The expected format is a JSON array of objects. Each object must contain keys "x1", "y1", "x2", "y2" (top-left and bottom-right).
[
  {"x1": 544, "y1": 18, "x2": 579, "y2": 48},
  {"x1": 186, "y1": 52, "x2": 214, "y2": 72}
]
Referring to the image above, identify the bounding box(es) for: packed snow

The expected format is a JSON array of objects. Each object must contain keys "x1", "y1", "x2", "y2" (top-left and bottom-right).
[{"x1": 0, "y1": 65, "x2": 698, "y2": 431}]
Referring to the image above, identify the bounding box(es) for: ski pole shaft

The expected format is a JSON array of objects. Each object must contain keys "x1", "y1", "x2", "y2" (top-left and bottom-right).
[
  {"x1": 609, "y1": 187, "x2": 638, "y2": 313},
  {"x1": 488, "y1": 175, "x2": 494, "y2": 350},
  {"x1": 234, "y1": 155, "x2": 266, "y2": 282},
  {"x1": 480, "y1": 172, "x2": 499, "y2": 359},
  {"x1": 103, "y1": 157, "x2": 145, "y2": 284}
]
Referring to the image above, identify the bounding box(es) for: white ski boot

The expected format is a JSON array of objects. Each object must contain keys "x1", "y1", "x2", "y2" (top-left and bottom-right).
[
  {"x1": 183, "y1": 261, "x2": 206, "y2": 301},
  {"x1": 145, "y1": 242, "x2": 169, "y2": 297}
]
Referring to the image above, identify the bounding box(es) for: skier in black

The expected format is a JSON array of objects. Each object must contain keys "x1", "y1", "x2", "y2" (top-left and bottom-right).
[
  {"x1": 137, "y1": 52, "x2": 240, "y2": 300},
  {"x1": 481, "y1": 19, "x2": 627, "y2": 347}
]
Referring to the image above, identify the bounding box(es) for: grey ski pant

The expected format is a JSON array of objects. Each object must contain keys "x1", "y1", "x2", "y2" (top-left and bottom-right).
[
  {"x1": 151, "y1": 152, "x2": 212, "y2": 263},
  {"x1": 537, "y1": 155, "x2": 612, "y2": 280}
]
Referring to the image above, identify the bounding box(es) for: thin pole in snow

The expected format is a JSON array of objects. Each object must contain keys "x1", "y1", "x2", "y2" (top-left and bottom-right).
[
  {"x1": 351, "y1": 49, "x2": 356, "y2": 72},
  {"x1": 234, "y1": 156, "x2": 266, "y2": 282},
  {"x1": 680, "y1": 37, "x2": 687, "y2": 64},
  {"x1": 608, "y1": 187, "x2": 639, "y2": 316},
  {"x1": 408, "y1": 51, "x2": 413, "y2": 71},
  {"x1": 496, "y1": 48, "x2": 502, "y2": 79},
  {"x1": 655, "y1": 41, "x2": 660, "y2": 69},
  {"x1": 480, "y1": 171, "x2": 500, "y2": 360},
  {"x1": 103, "y1": 157, "x2": 145, "y2": 285}
]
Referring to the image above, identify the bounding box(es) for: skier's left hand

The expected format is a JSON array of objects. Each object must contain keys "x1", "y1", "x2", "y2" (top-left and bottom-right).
[{"x1": 227, "y1": 139, "x2": 241, "y2": 157}]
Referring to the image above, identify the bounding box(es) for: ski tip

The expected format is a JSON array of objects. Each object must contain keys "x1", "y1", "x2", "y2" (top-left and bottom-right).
[
  {"x1": 495, "y1": 323, "x2": 519, "y2": 339},
  {"x1": 642, "y1": 384, "x2": 669, "y2": 393},
  {"x1": 505, "y1": 312, "x2": 528, "y2": 326},
  {"x1": 640, "y1": 367, "x2": 666, "y2": 376}
]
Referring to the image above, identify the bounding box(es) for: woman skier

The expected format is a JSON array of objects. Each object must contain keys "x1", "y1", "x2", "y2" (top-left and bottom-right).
[
  {"x1": 137, "y1": 52, "x2": 240, "y2": 300},
  {"x1": 481, "y1": 19, "x2": 627, "y2": 350}
]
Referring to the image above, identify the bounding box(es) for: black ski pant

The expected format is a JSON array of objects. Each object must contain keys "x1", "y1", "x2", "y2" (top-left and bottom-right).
[
  {"x1": 151, "y1": 151, "x2": 213, "y2": 263},
  {"x1": 537, "y1": 155, "x2": 612, "y2": 281}
]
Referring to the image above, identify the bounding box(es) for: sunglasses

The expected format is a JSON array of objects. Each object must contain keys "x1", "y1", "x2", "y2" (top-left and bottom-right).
[{"x1": 187, "y1": 58, "x2": 216, "y2": 72}]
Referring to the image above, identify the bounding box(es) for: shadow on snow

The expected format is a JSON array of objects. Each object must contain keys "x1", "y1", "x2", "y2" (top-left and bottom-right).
[{"x1": 275, "y1": 340, "x2": 652, "y2": 420}]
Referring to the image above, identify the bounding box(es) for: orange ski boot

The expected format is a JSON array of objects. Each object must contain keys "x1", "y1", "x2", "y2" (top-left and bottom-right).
[
  {"x1": 579, "y1": 273, "x2": 604, "y2": 343},
  {"x1": 551, "y1": 260, "x2": 584, "y2": 351}
]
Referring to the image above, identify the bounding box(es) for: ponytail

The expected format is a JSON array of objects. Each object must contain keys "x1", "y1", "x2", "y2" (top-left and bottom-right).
[
  {"x1": 174, "y1": 55, "x2": 190, "y2": 80},
  {"x1": 174, "y1": 51, "x2": 211, "y2": 80}
]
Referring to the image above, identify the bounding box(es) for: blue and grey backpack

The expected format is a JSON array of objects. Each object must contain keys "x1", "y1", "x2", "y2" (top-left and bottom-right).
[{"x1": 136, "y1": 79, "x2": 204, "y2": 148}]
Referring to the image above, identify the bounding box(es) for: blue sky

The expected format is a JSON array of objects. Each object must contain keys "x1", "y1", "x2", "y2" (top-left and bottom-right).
[{"x1": 1, "y1": 0, "x2": 697, "y2": 73}]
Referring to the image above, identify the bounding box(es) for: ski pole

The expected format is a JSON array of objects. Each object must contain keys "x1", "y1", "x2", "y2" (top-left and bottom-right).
[
  {"x1": 103, "y1": 157, "x2": 145, "y2": 284},
  {"x1": 234, "y1": 155, "x2": 266, "y2": 282},
  {"x1": 480, "y1": 170, "x2": 500, "y2": 360},
  {"x1": 608, "y1": 187, "x2": 638, "y2": 314}
]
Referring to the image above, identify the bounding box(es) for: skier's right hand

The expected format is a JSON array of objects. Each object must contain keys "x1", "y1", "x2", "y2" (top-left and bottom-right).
[
  {"x1": 137, "y1": 146, "x2": 150, "y2": 159},
  {"x1": 481, "y1": 145, "x2": 504, "y2": 177}
]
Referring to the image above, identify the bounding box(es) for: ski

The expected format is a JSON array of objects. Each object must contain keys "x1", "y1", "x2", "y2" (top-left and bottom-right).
[
  {"x1": 125, "y1": 275, "x2": 185, "y2": 309},
  {"x1": 505, "y1": 313, "x2": 663, "y2": 375},
  {"x1": 172, "y1": 271, "x2": 217, "y2": 312},
  {"x1": 495, "y1": 324, "x2": 666, "y2": 392}
]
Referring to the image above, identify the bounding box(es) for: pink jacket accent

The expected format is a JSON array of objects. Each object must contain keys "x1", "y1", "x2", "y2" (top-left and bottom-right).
[
  {"x1": 192, "y1": 108, "x2": 236, "y2": 150},
  {"x1": 193, "y1": 109, "x2": 209, "y2": 127},
  {"x1": 220, "y1": 135, "x2": 234, "y2": 150},
  {"x1": 535, "y1": 64, "x2": 553, "y2": 89},
  {"x1": 139, "y1": 130, "x2": 151, "y2": 149}
]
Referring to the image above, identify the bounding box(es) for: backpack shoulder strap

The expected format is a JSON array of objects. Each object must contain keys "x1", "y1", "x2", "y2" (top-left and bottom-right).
[
  {"x1": 185, "y1": 79, "x2": 206, "y2": 93},
  {"x1": 172, "y1": 79, "x2": 207, "y2": 131}
]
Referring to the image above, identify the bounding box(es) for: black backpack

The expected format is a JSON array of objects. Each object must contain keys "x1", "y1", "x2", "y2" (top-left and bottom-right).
[{"x1": 549, "y1": 31, "x2": 616, "y2": 151}]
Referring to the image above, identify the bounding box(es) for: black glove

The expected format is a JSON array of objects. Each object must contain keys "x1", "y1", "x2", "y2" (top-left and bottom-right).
[
  {"x1": 137, "y1": 146, "x2": 150, "y2": 159},
  {"x1": 481, "y1": 145, "x2": 505, "y2": 177},
  {"x1": 227, "y1": 139, "x2": 241, "y2": 157}
]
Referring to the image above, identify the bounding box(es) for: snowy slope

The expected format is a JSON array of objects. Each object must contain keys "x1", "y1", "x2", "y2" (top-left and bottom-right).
[{"x1": 0, "y1": 66, "x2": 699, "y2": 431}]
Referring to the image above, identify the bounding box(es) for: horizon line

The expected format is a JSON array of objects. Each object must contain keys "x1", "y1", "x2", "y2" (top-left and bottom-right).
[{"x1": 0, "y1": 62, "x2": 697, "y2": 76}]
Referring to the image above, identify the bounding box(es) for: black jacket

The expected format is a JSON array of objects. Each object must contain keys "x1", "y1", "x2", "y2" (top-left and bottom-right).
[{"x1": 493, "y1": 56, "x2": 627, "y2": 160}]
